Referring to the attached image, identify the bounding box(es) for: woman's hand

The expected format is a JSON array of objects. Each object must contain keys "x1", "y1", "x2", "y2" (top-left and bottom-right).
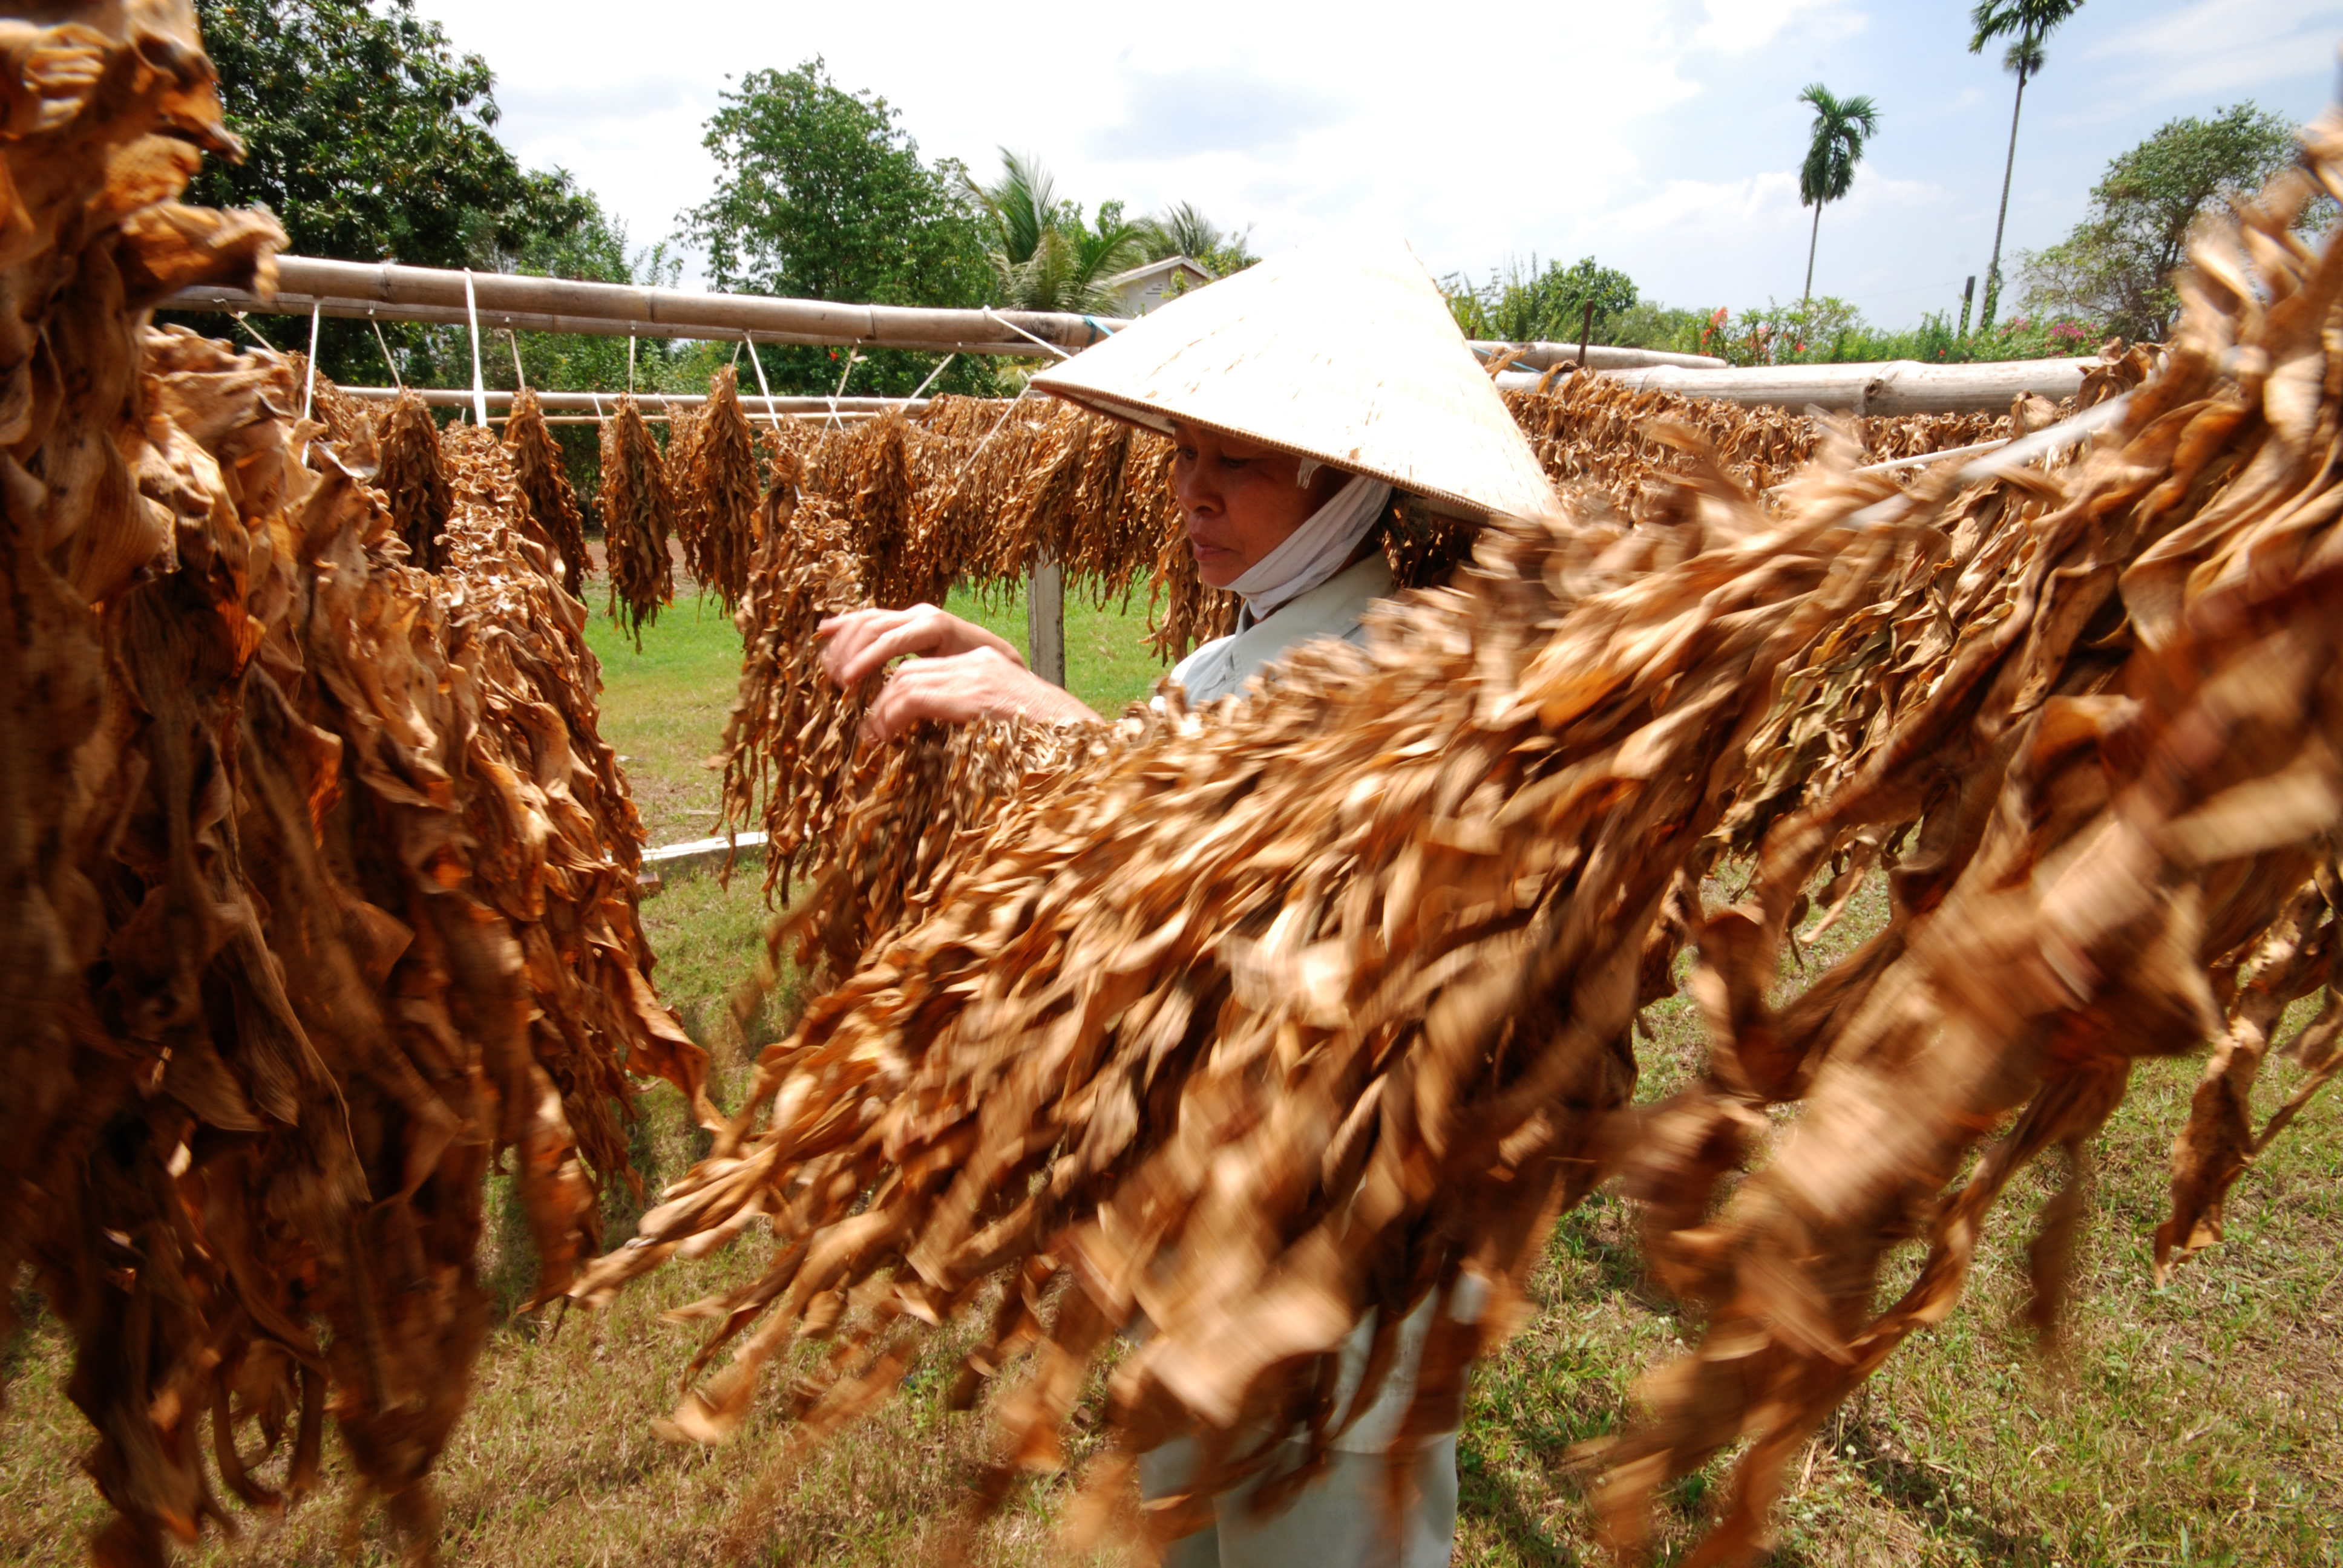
[
  {"x1": 816, "y1": 603, "x2": 1021, "y2": 689},
  {"x1": 859, "y1": 647, "x2": 1099, "y2": 743},
  {"x1": 815, "y1": 604, "x2": 1099, "y2": 741}
]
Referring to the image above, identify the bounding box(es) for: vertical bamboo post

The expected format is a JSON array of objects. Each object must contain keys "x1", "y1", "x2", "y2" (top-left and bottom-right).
[{"x1": 1027, "y1": 557, "x2": 1066, "y2": 689}]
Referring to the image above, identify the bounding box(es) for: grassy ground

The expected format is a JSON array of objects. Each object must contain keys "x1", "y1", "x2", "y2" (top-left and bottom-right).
[{"x1": 5, "y1": 590, "x2": 2341, "y2": 1564}]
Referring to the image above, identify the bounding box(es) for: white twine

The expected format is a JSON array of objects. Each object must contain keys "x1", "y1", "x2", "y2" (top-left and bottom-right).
[
  {"x1": 370, "y1": 313, "x2": 401, "y2": 390},
  {"x1": 301, "y1": 301, "x2": 320, "y2": 420},
  {"x1": 628, "y1": 335, "x2": 637, "y2": 393},
  {"x1": 231, "y1": 312, "x2": 277, "y2": 353},
  {"x1": 461, "y1": 270, "x2": 488, "y2": 428},
  {"x1": 982, "y1": 306, "x2": 1073, "y2": 361},
  {"x1": 506, "y1": 327, "x2": 525, "y2": 390},
  {"x1": 908, "y1": 353, "x2": 956, "y2": 402},
  {"x1": 742, "y1": 333, "x2": 781, "y2": 434},
  {"x1": 827, "y1": 347, "x2": 860, "y2": 430}
]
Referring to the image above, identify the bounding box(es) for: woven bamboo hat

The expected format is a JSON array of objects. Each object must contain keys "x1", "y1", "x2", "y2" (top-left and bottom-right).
[{"x1": 1032, "y1": 236, "x2": 1556, "y2": 522}]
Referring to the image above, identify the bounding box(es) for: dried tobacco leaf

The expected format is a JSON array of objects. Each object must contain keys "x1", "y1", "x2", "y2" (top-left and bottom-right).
[
  {"x1": 600, "y1": 394, "x2": 677, "y2": 645},
  {"x1": 615, "y1": 103, "x2": 2343, "y2": 1568},
  {"x1": 675, "y1": 367, "x2": 762, "y2": 611},
  {"x1": 375, "y1": 386, "x2": 454, "y2": 570},
  {"x1": 505, "y1": 384, "x2": 590, "y2": 596},
  {"x1": 0, "y1": 14, "x2": 702, "y2": 1556}
]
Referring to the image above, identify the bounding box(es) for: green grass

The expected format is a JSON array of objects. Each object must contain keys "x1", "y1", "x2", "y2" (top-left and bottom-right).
[
  {"x1": 585, "y1": 583, "x2": 1176, "y2": 851},
  {"x1": 942, "y1": 580, "x2": 1172, "y2": 719},
  {"x1": 7, "y1": 595, "x2": 2342, "y2": 1564}
]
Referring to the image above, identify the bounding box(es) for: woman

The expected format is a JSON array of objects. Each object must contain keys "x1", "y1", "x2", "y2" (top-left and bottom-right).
[
  {"x1": 816, "y1": 419, "x2": 1393, "y2": 729},
  {"x1": 814, "y1": 238, "x2": 1556, "y2": 1567}
]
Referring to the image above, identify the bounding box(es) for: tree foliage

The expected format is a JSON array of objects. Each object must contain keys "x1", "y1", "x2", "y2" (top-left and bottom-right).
[
  {"x1": 1796, "y1": 82, "x2": 1879, "y2": 301},
  {"x1": 1135, "y1": 201, "x2": 1259, "y2": 278},
  {"x1": 190, "y1": 0, "x2": 594, "y2": 268},
  {"x1": 1445, "y1": 256, "x2": 1639, "y2": 344},
  {"x1": 1967, "y1": 0, "x2": 2085, "y2": 328},
  {"x1": 968, "y1": 151, "x2": 1146, "y2": 314},
  {"x1": 2018, "y1": 102, "x2": 2321, "y2": 342},
  {"x1": 1796, "y1": 83, "x2": 1879, "y2": 211},
  {"x1": 179, "y1": 0, "x2": 627, "y2": 383},
  {"x1": 688, "y1": 60, "x2": 995, "y2": 395}
]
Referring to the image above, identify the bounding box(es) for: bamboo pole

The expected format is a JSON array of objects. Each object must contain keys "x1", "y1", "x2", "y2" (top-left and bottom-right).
[
  {"x1": 1470, "y1": 340, "x2": 1728, "y2": 371},
  {"x1": 331, "y1": 386, "x2": 927, "y2": 416},
  {"x1": 1495, "y1": 356, "x2": 2089, "y2": 415},
  {"x1": 164, "y1": 256, "x2": 1121, "y2": 356}
]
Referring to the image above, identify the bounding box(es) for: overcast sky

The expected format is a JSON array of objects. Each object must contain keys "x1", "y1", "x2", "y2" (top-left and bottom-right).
[{"x1": 410, "y1": 0, "x2": 2342, "y2": 327}]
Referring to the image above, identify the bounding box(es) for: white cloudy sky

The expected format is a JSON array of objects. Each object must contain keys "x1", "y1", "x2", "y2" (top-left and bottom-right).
[{"x1": 411, "y1": 0, "x2": 2341, "y2": 326}]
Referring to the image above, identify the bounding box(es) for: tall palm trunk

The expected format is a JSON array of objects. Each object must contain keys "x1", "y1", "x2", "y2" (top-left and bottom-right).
[
  {"x1": 1803, "y1": 201, "x2": 1824, "y2": 302},
  {"x1": 1981, "y1": 59, "x2": 2030, "y2": 333}
]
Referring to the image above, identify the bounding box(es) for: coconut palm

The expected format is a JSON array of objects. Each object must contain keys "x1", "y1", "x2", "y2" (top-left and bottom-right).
[
  {"x1": 1970, "y1": 0, "x2": 2085, "y2": 330},
  {"x1": 1139, "y1": 201, "x2": 1223, "y2": 263},
  {"x1": 1797, "y1": 83, "x2": 1881, "y2": 302},
  {"x1": 969, "y1": 151, "x2": 1146, "y2": 315}
]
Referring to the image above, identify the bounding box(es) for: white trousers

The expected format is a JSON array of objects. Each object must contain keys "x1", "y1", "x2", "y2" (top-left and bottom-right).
[{"x1": 1138, "y1": 1434, "x2": 1459, "y2": 1568}]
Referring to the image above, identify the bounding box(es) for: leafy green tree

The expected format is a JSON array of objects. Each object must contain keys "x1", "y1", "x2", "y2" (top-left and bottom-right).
[
  {"x1": 688, "y1": 60, "x2": 997, "y2": 396},
  {"x1": 2017, "y1": 102, "x2": 2322, "y2": 342},
  {"x1": 968, "y1": 151, "x2": 1146, "y2": 314},
  {"x1": 1969, "y1": 0, "x2": 2085, "y2": 330},
  {"x1": 1796, "y1": 83, "x2": 1880, "y2": 302},
  {"x1": 1444, "y1": 256, "x2": 1638, "y2": 344},
  {"x1": 179, "y1": 0, "x2": 617, "y2": 382}
]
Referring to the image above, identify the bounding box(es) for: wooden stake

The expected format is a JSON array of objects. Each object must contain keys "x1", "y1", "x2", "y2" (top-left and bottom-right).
[{"x1": 1026, "y1": 558, "x2": 1066, "y2": 690}]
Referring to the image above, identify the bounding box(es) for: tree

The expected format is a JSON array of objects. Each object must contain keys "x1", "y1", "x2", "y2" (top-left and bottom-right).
[
  {"x1": 1969, "y1": 0, "x2": 2085, "y2": 331},
  {"x1": 1796, "y1": 83, "x2": 1879, "y2": 303},
  {"x1": 1135, "y1": 201, "x2": 1259, "y2": 278},
  {"x1": 1461, "y1": 256, "x2": 1639, "y2": 343},
  {"x1": 2018, "y1": 102, "x2": 2322, "y2": 342},
  {"x1": 968, "y1": 151, "x2": 1147, "y2": 315},
  {"x1": 687, "y1": 60, "x2": 997, "y2": 396},
  {"x1": 179, "y1": 0, "x2": 616, "y2": 382}
]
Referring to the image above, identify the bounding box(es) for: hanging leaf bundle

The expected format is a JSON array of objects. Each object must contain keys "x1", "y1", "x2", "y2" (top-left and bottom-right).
[
  {"x1": 599, "y1": 394, "x2": 677, "y2": 645},
  {"x1": 0, "y1": 15, "x2": 704, "y2": 1559},
  {"x1": 581, "y1": 109, "x2": 2343, "y2": 1566},
  {"x1": 1589, "y1": 123, "x2": 2343, "y2": 1561},
  {"x1": 373, "y1": 385, "x2": 454, "y2": 570},
  {"x1": 505, "y1": 384, "x2": 590, "y2": 596},
  {"x1": 676, "y1": 365, "x2": 764, "y2": 610}
]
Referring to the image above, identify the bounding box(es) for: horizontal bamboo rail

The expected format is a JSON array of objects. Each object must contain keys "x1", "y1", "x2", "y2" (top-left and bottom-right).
[
  {"x1": 163, "y1": 256, "x2": 1121, "y2": 355},
  {"x1": 1496, "y1": 356, "x2": 2091, "y2": 415},
  {"x1": 1471, "y1": 340, "x2": 1727, "y2": 371},
  {"x1": 333, "y1": 386, "x2": 926, "y2": 416}
]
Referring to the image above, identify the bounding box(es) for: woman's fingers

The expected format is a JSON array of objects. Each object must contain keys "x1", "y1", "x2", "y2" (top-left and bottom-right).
[
  {"x1": 859, "y1": 649, "x2": 1102, "y2": 743},
  {"x1": 817, "y1": 604, "x2": 946, "y2": 687},
  {"x1": 859, "y1": 651, "x2": 998, "y2": 742}
]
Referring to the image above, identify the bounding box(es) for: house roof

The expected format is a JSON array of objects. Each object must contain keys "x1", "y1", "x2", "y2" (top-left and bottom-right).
[{"x1": 1105, "y1": 255, "x2": 1215, "y2": 289}]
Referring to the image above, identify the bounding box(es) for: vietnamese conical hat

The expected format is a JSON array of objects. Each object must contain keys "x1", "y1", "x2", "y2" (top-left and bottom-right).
[{"x1": 1032, "y1": 236, "x2": 1556, "y2": 522}]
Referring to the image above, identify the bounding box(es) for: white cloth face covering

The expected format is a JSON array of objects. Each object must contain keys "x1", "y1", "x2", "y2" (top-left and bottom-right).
[{"x1": 1224, "y1": 472, "x2": 1394, "y2": 621}]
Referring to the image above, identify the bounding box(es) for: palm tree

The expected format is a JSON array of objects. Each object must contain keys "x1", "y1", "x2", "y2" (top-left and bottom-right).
[
  {"x1": 968, "y1": 151, "x2": 1146, "y2": 315},
  {"x1": 1970, "y1": 0, "x2": 2085, "y2": 331},
  {"x1": 1139, "y1": 201, "x2": 1223, "y2": 263},
  {"x1": 1797, "y1": 83, "x2": 1881, "y2": 302}
]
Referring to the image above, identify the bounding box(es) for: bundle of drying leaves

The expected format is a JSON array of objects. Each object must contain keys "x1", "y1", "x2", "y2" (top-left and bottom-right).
[
  {"x1": 592, "y1": 111, "x2": 2343, "y2": 1565},
  {"x1": 599, "y1": 392, "x2": 677, "y2": 644},
  {"x1": 373, "y1": 386, "x2": 453, "y2": 572},
  {"x1": 505, "y1": 384, "x2": 591, "y2": 596},
  {"x1": 673, "y1": 365, "x2": 762, "y2": 610},
  {"x1": 0, "y1": 12, "x2": 700, "y2": 1561}
]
